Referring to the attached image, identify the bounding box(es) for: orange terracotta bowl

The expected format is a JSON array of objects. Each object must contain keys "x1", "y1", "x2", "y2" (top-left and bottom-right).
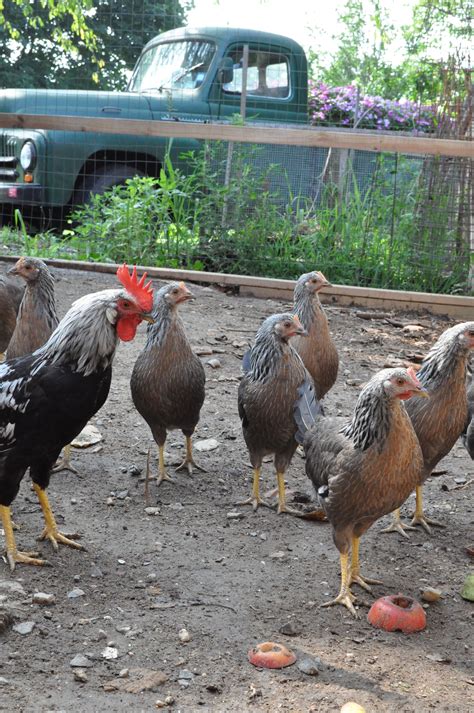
[
  {"x1": 248, "y1": 642, "x2": 296, "y2": 669},
  {"x1": 367, "y1": 594, "x2": 426, "y2": 633}
]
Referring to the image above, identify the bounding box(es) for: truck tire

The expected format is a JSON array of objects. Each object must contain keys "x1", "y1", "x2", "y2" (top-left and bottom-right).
[{"x1": 71, "y1": 164, "x2": 146, "y2": 207}]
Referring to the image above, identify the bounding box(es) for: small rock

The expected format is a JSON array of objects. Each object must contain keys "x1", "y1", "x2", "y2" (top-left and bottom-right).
[
  {"x1": 195, "y1": 438, "x2": 219, "y2": 452},
  {"x1": 178, "y1": 669, "x2": 194, "y2": 686},
  {"x1": 70, "y1": 654, "x2": 93, "y2": 668},
  {"x1": 0, "y1": 677, "x2": 10, "y2": 685},
  {"x1": 117, "y1": 490, "x2": 129, "y2": 500},
  {"x1": 129, "y1": 465, "x2": 142, "y2": 476},
  {"x1": 67, "y1": 588, "x2": 85, "y2": 599},
  {"x1": 207, "y1": 358, "x2": 222, "y2": 369},
  {"x1": 71, "y1": 424, "x2": 103, "y2": 448},
  {"x1": 32, "y1": 592, "x2": 55, "y2": 606},
  {"x1": 193, "y1": 346, "x2": 214, "y2": 356},
  {"x1": 102, "y1": 646, "x2": 118, "y2": 660},
  {"x1": 119, "y1": 668, "x2": 129, "y2": 678},
  {"x1": 270, "y1": 551, "x2": 286, "y2": 560},
  {"x1": 96, "y1": 629, "x2": 108, "y2": 641},
  {"x1": 297, "y1": 656, "x2": 322, "y2": 676},
  {"x1": 73, "y1": 669, "x2": 88, "y2": 683},
  {"x1": 90, "y1": 565, "x2": 104, "y2": 578},
  {"x1": 226, "y1": 511, "x2": 245, "y2": 520},
  {"x1": 12, "y1": 621, "x2": 35, "y2": 635},
  {"x1": 403, "y1": 324, "x2": 424, "y2": 334},
  {"x1": 156, "y1": 695, "x2": 175, "y2": 708},
  {"x1": 106, "y1": 496, "x2": 115, "y2": 506},
  {"x1": 279, "y1": 622, "x2": 302, "y2": 637},
  {"x1": 420, "y1": 587, "x2": 442, "y2": 602},
  {"x1": 178, "y1": 628, "x2": 191, "y2": 643},
  {"x1": 145, "y1": 507, "x2": 160, "y2": 516},
  {"x1": 116, "y1": 625, "x2": 131, "y2": 634}
]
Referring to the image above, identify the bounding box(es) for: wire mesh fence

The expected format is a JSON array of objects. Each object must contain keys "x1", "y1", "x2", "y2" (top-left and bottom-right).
[{"x1": 0, "y1": 21, "x2": 472, "y2": 295}]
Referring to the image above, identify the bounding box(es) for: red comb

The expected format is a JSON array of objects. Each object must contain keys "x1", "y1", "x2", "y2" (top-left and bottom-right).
[
  {"x1": 116, "y1": 264, "x2": 154, "y2": 311},
  {"x1": 407, "y1": 366, "x2": 421, "y2": 386}
]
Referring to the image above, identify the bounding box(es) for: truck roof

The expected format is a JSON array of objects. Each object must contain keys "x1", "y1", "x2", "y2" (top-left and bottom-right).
[{"x1": 142, "y1": 26, "x2": 306, "y2": 58}]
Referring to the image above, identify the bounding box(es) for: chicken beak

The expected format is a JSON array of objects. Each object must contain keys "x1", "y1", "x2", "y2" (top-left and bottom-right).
[
  {"x1": 141, "y1": 313, "x2": 155, "y2": 324},
  {"x1": 414, "y1": 386, "x2": 429, "y2": 398}
]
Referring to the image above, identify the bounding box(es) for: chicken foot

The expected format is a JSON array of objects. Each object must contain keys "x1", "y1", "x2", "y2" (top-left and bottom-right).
[
  {"x1": 175, "y1": 436, "x2": 206, "y2": 476},
  {"x1": 349, "y1": 536, "x2": 383, "y2": 592},
  {"x1": 321, "y1": 552, "x2": 358, "y2": 618},
  {"x1": 380, "y1": 508, "x2": 417, "y2": 538},
  {"x1": 0, "y1": 504, "x2": 48, "y2": 571},
  {"x1": 237, "y1": 467, "x2": 272, "y2": 510},
  {"x1": 53, "y1": 444, "x2": 79, "y2": 475},
  {"x1": 33, "y1": 484, "x2": 84, "y2": 552},
  {"x1": 157, "y1": 444, "x2": 174, "y2": 485},
  {"x1": 275, "y1": 471, "x2": 303, "y2": 515},
  {"x1": 409, "y1": 486, "x2": 445, "y2": 534}
]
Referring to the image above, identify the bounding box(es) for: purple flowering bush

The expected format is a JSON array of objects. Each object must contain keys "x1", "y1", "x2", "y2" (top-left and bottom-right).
[{"x1": 308, "y1": 82, "x2": 437, "y2": 132}]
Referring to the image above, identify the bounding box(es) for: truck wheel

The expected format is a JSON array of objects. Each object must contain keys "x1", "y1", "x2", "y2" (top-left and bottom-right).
[{"x1": 71, "y1": 164, "x2": 146, "y2": 207}]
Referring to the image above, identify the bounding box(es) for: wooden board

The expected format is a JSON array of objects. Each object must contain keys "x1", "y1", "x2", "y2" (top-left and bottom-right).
[
  {"x1": 1, "y1": 256, "x2": 472, "y2": 318},
  {"x1": 0, "y1": 113, "x2": 472, "y2": 158}
]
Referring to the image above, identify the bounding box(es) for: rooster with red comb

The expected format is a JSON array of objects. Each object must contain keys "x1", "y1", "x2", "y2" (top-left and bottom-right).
[{"x1": 0, "y1": 264, "x2": 153, "y2": 570}]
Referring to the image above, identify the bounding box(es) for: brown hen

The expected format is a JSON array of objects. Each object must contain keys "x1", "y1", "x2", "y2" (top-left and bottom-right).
[
  {"x1": 0, "y1": 273, "x2": 24, "y2": 358},
  {"x1": 382, "y1": 321, "x2": 474, "y2": 536},
  {"x1": 292, "y1": 270, "x2": 338, "y2": 399},
  {"x1": 304, "y1": 367, "x2": 427, "y2": 616},
  {"x1": 6, "y1": 257, "x2": 58, "y2": 360},
  {"x1": 131, "y1": 281, "x2": 206, "y2": 486}
]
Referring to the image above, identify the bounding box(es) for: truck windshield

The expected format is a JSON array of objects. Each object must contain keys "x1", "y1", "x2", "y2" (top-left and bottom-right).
[{"x1": 128, "y1": 40, "x2": 216, "y2": 92}]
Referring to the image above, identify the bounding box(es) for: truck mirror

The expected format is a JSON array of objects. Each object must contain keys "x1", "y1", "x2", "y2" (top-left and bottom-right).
[{"x1": 218, "y1": 58, "x2": 234, "y2": 85}]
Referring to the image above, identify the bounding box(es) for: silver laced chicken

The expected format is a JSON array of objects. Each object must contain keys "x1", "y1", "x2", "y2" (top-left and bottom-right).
[
  {"x1": 238, "y1": 312, "x2": 317, "y2": 515},
  {"x1": 131, "y1": 281, "x2": 206, "y2": 486}
]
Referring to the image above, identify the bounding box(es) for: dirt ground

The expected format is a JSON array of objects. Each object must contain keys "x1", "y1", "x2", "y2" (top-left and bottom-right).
[{"x1": 0, "y1": 266, "x2": 472, "y2": 713}]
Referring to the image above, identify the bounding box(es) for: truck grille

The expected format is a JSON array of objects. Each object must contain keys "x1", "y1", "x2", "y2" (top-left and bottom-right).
[{"x1": 0, "y1": 136, "x2": 18, "y2": 182}]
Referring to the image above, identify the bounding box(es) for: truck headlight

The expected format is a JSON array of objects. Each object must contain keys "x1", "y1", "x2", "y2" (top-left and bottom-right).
[{"x1": 20, "y1": 141, "x2": 37, "y2": 171}]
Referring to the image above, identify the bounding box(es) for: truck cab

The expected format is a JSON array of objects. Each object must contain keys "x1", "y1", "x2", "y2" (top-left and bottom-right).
[{"x1": 0, "y1": 27, "x2": 308, "y2": 228}]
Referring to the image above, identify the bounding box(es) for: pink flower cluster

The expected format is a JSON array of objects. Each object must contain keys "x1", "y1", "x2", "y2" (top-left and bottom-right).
[{"x1": 308, "y1": 82, "x2": 437, "y2": 132}]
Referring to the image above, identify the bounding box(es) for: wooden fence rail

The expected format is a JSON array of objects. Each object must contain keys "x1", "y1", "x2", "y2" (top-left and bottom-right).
[{"x1": 0, "y1": 113, "x2": 472, "y2": 158}]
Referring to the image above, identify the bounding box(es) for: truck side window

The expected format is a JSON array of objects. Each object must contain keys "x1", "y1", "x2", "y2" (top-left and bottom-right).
[{"x1": 222, "y1": 48, "x2": 289, "y2": 99}]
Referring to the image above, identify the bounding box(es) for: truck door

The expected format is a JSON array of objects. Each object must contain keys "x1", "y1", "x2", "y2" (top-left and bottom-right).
[{"x1": 209, "y1": 43, "x2": 302, "y2": 125}]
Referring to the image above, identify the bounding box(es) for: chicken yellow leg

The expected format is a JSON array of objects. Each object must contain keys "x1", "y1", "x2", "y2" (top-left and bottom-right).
[
  {"x1": 0, "y1": 504, "x2": 46, "y2": 571},
  {"x1": 33, "y1": 484, "x2": 84, "y2": 551},
  {"x1": 53, "y1": 444, "x2": 78, "y2": 474},
  {"x1": 155, "y1": 444, "x2": 174, "y2": 486},
  {"x1": 175, "y1": 436, "x2": 206, "y2": 476},
  {"x1": 409, "y1": 485, "x2": 445, "y2": 533},
  {"x1": 275, "y1": 471, "x2": 301, "y2": 515},
  {"x1": 321, "y1": 552, "x2": 358, "y2": 617},
  {"x1": 237, "y1": 467, "x2": 271, "y2": 510},
  {"x1": 350, "y1": 536, "x2": 383, "y2": 591},
  {"x1": 380, "y1": 507, "x2": 417, "y2": 537}
]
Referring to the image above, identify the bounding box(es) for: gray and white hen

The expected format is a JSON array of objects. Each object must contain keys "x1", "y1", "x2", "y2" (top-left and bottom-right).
[
  {"x1": 131, "y1": 281, "x2": 206, "y2": 485},
  {"x1": 238, "y1": 312, "x2": 317, "y2": 515},
  {"x1": 304, "y1": 367, "x2": 427, "y2": 617}
]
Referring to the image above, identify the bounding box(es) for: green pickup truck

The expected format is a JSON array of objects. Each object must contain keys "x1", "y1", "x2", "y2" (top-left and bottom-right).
[{"x1": 0, "y1": 26, "x2": 310, "y2": 228}]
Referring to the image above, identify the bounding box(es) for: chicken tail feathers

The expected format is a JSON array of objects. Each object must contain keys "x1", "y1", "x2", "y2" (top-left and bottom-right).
[
  {"x1": 294, "y1": 375, "x2": 322, "y2": 444},
  {"x1": 242, "y1": 349, "x2": 251, "y2": 374}
]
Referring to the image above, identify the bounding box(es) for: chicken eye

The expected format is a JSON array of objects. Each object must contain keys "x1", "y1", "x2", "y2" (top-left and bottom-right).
[
  {"x1": 397, "y1": 378, "x2": 405, "y2": 385},
  {"x1": 284, "y1": 320, "x2": 292, "y2": 328},
  {"x1": 122, "y1": 300, "x2": 131, "y2": 309}
]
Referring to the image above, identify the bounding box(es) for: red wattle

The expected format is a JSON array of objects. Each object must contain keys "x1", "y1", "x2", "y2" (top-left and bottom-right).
[{"x1": 117, "y1": 315, "x2": 140, "y2": 341}]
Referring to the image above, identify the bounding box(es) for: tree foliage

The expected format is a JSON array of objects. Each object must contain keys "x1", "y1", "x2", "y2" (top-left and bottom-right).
[
  {"x1": 309, "y1": 0, "x2": 472, "y2": 102},
  {"x1": 0, "y1": 0, "x2": 190, "y2": 90}
]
